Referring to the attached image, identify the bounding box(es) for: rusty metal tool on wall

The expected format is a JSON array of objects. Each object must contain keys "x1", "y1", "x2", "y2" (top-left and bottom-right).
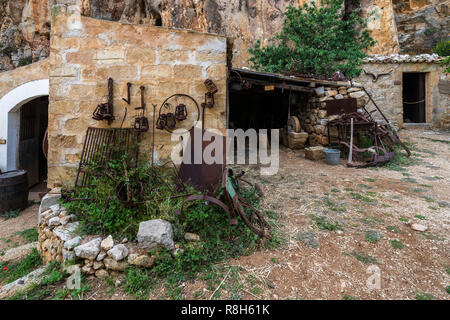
[{"x1": 133, "y1": 85, "x2": 149, "y2": 132}]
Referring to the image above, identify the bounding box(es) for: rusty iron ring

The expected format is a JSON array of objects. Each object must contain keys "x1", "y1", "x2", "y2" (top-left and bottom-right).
[{"x1": 158, "y1": 94, "x2": 200, "y2": 133}]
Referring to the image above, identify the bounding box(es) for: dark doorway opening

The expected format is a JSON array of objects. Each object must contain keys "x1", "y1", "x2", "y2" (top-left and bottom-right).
[
  {"x1": 403, "y1": 73, "x2": 426, "y2": 123},
  {"x1": 229, "y1": 87, "x2": 291, "y2": 134},
  {"x1": 19, "y1": 96, "x2": 48, "y2": 188}
]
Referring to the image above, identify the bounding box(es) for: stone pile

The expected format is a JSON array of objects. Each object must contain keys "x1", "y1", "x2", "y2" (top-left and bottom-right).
[
  {"x1": 297, "y1": 86, "x2": 368, "y2": 147},
  {"x1": 37, "y1": 192, "x2": 187, "y2": 278}
]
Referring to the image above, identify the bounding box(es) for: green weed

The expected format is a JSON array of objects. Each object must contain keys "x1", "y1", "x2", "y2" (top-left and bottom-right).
[{"x1": 390, "y1": 239, "x2": 404, "y2": 249}]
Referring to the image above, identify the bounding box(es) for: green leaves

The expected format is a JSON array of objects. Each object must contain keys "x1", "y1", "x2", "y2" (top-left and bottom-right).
[{"x1": 249, "y1": 0, "x2": 375, "y2": 78}]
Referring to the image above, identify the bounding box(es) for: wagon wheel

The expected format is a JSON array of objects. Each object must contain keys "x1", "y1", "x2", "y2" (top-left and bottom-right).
[
  {"x1": 223, "y1": 169, "x2": 272, "y2": 240},
  {"x1": 233, "y1": 197, "x2": 272, "y2": 240}
]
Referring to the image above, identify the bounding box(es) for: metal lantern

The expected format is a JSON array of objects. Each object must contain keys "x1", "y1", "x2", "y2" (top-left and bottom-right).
[
  {"x1": 175, "y1": 103, "x2": 188, "y2": 121},
  {"x1": 166, "y1": 112, "x2": 176, "y2": 129},
  {"x1": 204, "y1": 79, "x2": 218, "y2": 94},
  {"x1": 204, "y1": 92, "x2": 215, "y2": 108},
  {"x1": 156, "y1": 113, "x2": 167, "y2": 130},
  {"x1": 133, "y1": 116, "x2": 149, "y2": 132}
]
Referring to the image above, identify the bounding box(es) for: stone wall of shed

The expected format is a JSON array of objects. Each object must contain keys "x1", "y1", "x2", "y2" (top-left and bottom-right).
[
  {"x1": 355, "y1": 62, "x2": 449, "y2": 128},
  {"x1": 47, "y1": 5, "x2": 228, "y2": 188}
]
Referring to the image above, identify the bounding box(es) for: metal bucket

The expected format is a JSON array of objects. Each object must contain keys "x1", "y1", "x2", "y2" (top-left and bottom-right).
[{"x1": 324, "y1": 149, "x2": 341, "y2": 165}]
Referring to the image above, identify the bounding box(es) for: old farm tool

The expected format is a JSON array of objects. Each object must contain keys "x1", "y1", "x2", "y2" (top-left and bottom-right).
[
  {"x1": 133, "y1": 86, "x2": 149, "y2": 133},
  {"x1": 93, "y1": 78, "x2": 115, "y2": 122},
  {"x1": 328, "y1": 111, "x2": 395, "y2": 167},
  {"x1": 222, "y1": 168, "x2": 271, "y2": 239},
  {"x1": 327, "y1": 110, "x2": 394, "y2": 167},
  {"x1": 72, "y1": 127, "x2": 140, "y2": 197},
  {"x1": 178, "y1": 127, "x2": 226, "y2": 192},
  {"x1": 177, "y1": 167, "x2": 271, "y2": 240},
  {"x1": 359, "y1": 86, "x2": 411, "y2": 157},
  {"x1": 326, "y1": 91, "x2": 410, "y2": 168}
]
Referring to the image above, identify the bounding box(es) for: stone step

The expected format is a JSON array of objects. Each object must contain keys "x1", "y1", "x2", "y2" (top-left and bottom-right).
[{"x1": 0, "y1": 242, "x2": 38, "y2": 263}]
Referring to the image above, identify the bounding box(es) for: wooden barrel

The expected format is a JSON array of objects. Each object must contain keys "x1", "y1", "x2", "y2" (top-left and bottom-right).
[{"x1": 0, "y1": 170, "x2": 28, "y2": 213}]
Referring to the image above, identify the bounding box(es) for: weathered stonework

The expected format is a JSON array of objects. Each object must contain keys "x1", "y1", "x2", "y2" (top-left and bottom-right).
[
  {"x1": 4, "y1": 0, "x2": 441, "y2": 73},
  {"x1": 37, "y1": 190, "x2": 188, "y2": 278},
  {"x1": 356, "y1": 58, "x2": 449, "y2": 128},
  {"x1": 48, "y1": 5, "x2": 227, "y2": 188},
  {"x1": 295, "y1": 85, "x2": 369, "y2": 147},
  {"x1": 0, "y1": 59, "x2": 48, "y2": 99}
]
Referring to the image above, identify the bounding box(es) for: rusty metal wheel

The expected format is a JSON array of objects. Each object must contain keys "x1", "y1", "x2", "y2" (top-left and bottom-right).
[{"x1": 233, "y1": 197, "x2": 272, "y2": 240}]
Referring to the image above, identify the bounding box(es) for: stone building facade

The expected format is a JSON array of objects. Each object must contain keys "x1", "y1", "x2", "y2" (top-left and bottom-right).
[
  {"x1": 357, "y1": 54, "x2": 449, "y2": 128},
  {"x1": 0, "y1": 0, "x2": 449, "y2": 188},
  {"x1": 47, "y1": 4, "x2": 227, "y2": 187}
]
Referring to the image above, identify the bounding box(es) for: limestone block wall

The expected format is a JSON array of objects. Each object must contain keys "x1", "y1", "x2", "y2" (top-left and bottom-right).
[
  {"x1": 0, "y1": 59, "x2": 49, "y2": 100},
  {"x1": 48, "y1": 5, "x2": 228, "y2": 188},
  {"x1": 355, "y1": 61, "x2": 449, "y2": 128}
]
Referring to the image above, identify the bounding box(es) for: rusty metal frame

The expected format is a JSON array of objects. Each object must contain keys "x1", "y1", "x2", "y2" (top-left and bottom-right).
[{"x1": 74, "y1": 127, "x2": 140, "y2": 191}]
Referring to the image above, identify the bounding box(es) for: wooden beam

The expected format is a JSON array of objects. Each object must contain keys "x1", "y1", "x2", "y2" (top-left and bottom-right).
[{"x1": 240, "y1": 77, "x2": 314, "y2": 93}]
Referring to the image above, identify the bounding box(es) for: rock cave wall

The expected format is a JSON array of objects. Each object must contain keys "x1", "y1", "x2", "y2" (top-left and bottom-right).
[{"x1": 1, "y1": 0, "x2": 448, "y2": 73}]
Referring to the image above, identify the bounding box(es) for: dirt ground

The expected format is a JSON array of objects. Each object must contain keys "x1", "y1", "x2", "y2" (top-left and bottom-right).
[
  {"x1": 180, "y1": 127, "x2": 450, "y2": 300},
  {"x1": 0, "y1": 204, "x2": 39, "y2": 252},
  {"x1": 2, "y1": 127, "x2": 449, "y2": 300}
]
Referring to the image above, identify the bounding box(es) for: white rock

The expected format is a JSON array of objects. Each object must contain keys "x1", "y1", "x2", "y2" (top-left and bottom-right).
[
  {"x1": 53, "y1": 222, "x2": 79, "y2": 241},
  {"x1": 128, "y1": 254, "x2": 155, "y2": 268},
  {"x1": 93, "y1": 261, "x2": 104, "y2": 270},
  {"x1": 107, "y1": 244, "x2": 129, "y2": 261},
  {"x1": 60, "y1": 215, "x2": 71, "y2": 225},
  {"x1": 38, "y1": 193, "x2": 61, "y2": 225},
  {"x1": 40, "y1": 210, "x2": 58, "y2": 225},
  {"x1": 74, "y1": 237, "x2": 102, "y2": 260},
  {"x1": 349, "y1": 91, "x2": 365, "y2": 99},
  {"x1": 62, "y1": 249, "x2": 75, "y2": 261},
  {"x1": 101, "y1": 235, "x2": 114, "y2": 251},
  {"x1": 104, "y1": 258, "x2": 128, "y2": 271},
  {"x1": 411, "y1": 224, "x2": 428, "y2": 232},
  {"x1": 64, "y1": 236, "x2": 82, "y2": 250},
  {"x1": 48, "y1": 217, "x2": 61, "y2": 228},
  {"x1": 137, "y1": 219, "x2": 174, "y2": 251},
  {"x1": 314, "y1": 86, "x2": 325, "y2": 96},
  {"x1": 49, "y1": 204, "x2": 60, "y2": 213},
  {"x1": 96, "y1": 251, "x2": 107, "y2": 261}
]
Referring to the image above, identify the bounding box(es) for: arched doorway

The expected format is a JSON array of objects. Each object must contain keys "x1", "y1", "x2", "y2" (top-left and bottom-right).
[{"x1": 0, "y1": 79, "x2": 49, "y2": 188}]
